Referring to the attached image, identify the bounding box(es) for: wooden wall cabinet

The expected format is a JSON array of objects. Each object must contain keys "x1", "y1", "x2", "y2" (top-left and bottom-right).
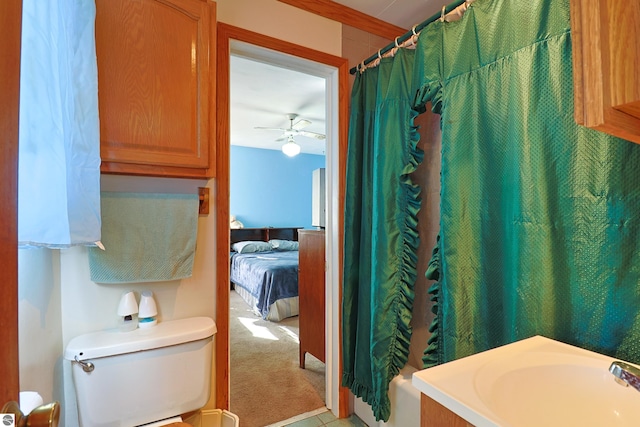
[
  {"x1": 570, "y1": 0, "x2": 640, "y2": 144},
  {"x1": 95, "y1": 0, "x2": 216, "y2": 178},
  {"x1": 298, "y1": 229, "x2": 326, "y2": 367}
]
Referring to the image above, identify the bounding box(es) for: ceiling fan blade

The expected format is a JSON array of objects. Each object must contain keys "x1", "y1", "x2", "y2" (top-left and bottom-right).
[
  {"x1": 275, "y1": 135, "x2": 288, "y2": 142},
  {"x1": 292, "y1": 119, "x2": 311, "y2": 130},
  {"x1": 254, "y1": 126, "x2": 286, "y2": 132},
  {"x1": 298, "y1": 130, "x2": 326, "y2": 140}
]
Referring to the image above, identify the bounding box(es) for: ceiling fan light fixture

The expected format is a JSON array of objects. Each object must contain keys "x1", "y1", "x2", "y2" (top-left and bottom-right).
[
  {"x1": 282, "y1": 138, "x2": 301, "y2": 157},
  {"x1": 254, "y1": 114, "x2": 326, "y2": 154}
]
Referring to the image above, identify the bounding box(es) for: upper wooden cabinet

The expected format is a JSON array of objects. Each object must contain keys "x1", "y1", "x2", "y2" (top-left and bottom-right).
[
  {"x1": 95, "y1": 0, "x2": 216, "y2": 178},
  {"x1": 570, "y1": 0, "x2": 640, "y2": 144}
]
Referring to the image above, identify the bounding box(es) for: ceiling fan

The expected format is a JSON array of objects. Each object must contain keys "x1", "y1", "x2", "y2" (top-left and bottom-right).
[{"x1": 254, "y1": 113, "x2": 325, "y2": 157}]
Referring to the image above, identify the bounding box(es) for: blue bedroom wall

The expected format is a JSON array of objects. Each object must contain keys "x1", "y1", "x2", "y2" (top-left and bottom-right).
[{"x1": 230, "y1": 145, "x2": 325, "y2": 229}]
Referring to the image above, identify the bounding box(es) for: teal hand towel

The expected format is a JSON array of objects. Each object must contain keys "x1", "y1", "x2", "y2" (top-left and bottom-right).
[{"x1": 89, "y1": 192, "x2": 199, "y2": 283}]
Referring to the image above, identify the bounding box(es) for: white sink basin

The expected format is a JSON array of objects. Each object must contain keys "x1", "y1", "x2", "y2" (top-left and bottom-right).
[{"x1": 412, "y1": 336, "x2": 640, "y2": 426}]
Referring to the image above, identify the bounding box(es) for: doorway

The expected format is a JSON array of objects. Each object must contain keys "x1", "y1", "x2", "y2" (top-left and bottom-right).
[
  {"x1": 215, "y1": 23, "x2": 350, "y2": 418},
  {"x1": 228, "y1": 51, "x2": 327, "y2": 425}
]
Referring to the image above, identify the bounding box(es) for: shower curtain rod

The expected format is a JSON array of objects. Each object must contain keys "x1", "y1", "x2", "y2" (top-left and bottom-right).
[{"x1": 349, "y1": 0, "x2": 467, "y2": 75}]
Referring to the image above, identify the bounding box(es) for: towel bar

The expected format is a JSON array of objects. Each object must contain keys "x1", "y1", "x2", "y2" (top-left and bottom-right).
[{"x1": 198, "y1": 187, "x2": 209, "y2": 215}]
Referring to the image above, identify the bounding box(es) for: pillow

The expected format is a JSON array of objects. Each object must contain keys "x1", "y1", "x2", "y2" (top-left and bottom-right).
[
  {"x1": 269, "y1": 239, "x2": 299, "y2": 251},
  {"x1": 231, "y1": 240, "x2": 272, "y2": 254}
]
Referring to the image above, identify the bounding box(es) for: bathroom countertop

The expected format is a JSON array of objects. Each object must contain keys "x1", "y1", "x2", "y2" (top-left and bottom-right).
[{"x1": 412, "y1": 336, "x2": 640, "y2": 427}]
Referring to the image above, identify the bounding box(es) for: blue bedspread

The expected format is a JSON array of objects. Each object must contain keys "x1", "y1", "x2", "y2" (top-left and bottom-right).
[{"x1": 230, "y1": 251, "x2": 299, "y2": 319}]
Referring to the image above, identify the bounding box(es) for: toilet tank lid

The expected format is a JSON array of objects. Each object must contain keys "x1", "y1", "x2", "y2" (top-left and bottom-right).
[{"x1": 64, "y1": 317, "x2": 216, "y2": 361}]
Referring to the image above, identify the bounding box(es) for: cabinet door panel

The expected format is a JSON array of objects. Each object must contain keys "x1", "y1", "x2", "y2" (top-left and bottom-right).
[
  {"x1": 608, "y1": 1, "x2": 640, "y2": 119},
  {"x1": 96, "y1": 0, "x2": 213, "y2": 172}
]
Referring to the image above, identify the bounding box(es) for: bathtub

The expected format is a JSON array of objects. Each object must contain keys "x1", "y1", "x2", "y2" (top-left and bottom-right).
[{"x1": 354, "y1": 365, "x2": 421, "y2": 427}]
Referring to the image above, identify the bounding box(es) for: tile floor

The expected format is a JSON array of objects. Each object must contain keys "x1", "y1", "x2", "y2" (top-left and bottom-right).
[{"x1": 265, "y1": 408, "x2": 368, "y2": 427}]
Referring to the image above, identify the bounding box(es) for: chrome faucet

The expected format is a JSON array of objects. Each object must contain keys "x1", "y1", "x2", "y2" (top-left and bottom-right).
[{"x1": 609, "y1": 361, "x2": 640, "y2": 391}]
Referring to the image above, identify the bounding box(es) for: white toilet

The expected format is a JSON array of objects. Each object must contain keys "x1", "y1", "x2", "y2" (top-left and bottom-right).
[{"x1": 64, "y1": 317, "x2": 216, "y2": 427}]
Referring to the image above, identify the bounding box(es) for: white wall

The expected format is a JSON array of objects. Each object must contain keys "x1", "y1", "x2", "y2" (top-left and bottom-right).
[
  {"x1": 19, "y1": 175, "x2": 217, "y2": 427},
  {"x1": 217, "y1": 0, "x2": 342, "y2": 57},
  {"x1": 18, "y1": 248, "x2": 62, "y2": 406}
]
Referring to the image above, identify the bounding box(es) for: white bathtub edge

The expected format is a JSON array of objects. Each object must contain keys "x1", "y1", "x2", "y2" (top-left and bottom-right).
[{"x1": 353, "y1": 365, "x2": 421, "y2": 427}]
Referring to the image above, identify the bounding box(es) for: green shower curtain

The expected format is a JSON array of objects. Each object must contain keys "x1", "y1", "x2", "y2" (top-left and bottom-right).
[
  {"x1": 414, "y1": 0, "x2": 640, "y2": 365},
  {"x1": 342, "y1": 48, "x2": 423, "y2": 422}
]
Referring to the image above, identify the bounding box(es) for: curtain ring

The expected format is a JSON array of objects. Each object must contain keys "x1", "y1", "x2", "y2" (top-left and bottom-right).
[
  {"x1": 440, "y1": 5, "x2": 447, "y2": 22},
  {"x1": 409, "y1": 24, "x2": 419, "y2": 46},
  {"x1": 394, "y1": 37, "x2": 400, "y2": 48},
  {"x1": 359, "y1": 60, "x2": 366, "y2": 73},
  {"x1": 377, "y1": 49, "x2": 382, "y2": 60}
]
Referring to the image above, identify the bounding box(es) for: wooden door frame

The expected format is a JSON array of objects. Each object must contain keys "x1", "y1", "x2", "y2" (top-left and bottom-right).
[
  {"x1": 215, "y1": 23, "x2": 349, "y2": 416},
  {"x1": 0, "y1": 0, "x2": 21, "y2": 405}
]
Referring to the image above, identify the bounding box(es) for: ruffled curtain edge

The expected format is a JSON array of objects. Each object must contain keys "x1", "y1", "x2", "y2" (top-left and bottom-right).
[{"x1": 341, "y1": 105, "x2": 425, "y2": 422}]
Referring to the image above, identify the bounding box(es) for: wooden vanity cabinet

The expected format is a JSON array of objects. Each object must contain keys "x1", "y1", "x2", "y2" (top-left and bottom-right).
[
  {"x1": 421, "y1": 395, "x2": 474, "y2": 427},
  {"x1": 95, "y1": 0, "x2": 216, "y2": 178},
  {"x1": 570, "y1": 0, "x2": 640, "y2": 144},
  {"x1": 298, "y1": 229, "x2": 326, "y2": 368}
]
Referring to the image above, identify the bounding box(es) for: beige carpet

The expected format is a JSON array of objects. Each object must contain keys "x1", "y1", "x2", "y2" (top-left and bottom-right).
[{"x1": 229, "y1": 290, "x2": 325, "y2": 427}]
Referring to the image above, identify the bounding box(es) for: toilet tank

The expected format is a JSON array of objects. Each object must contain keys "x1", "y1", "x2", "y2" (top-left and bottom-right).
[{"x1": 64, "y1": 317, "x2": 216, "y2": 427}]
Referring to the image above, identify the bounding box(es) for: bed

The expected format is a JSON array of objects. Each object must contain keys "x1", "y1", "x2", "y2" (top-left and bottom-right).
[{"x1": 230, "y1": 227, "x2": 302, "y2": 322}]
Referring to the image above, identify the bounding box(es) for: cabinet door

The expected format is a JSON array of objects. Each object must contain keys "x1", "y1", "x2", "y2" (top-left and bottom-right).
[
  {"x1": 96, "y1": 0, "x2": 215, "y2": 177},
  {"x1": 421, "y1": 395, "x2": 473, "y2": 427},
  {"x1": 570, "y1": 0, "x2": 640, "y2": 144}
]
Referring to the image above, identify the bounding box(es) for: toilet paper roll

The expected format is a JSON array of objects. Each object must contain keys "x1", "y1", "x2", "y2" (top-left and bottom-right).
[{"x1": 19, "y1": 391, "x2": 43, "y2": 415}]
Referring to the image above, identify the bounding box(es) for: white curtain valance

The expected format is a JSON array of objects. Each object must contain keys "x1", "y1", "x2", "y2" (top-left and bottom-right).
[{"x1": 18, "y1": 0, "x2": 101, "y2": 248}]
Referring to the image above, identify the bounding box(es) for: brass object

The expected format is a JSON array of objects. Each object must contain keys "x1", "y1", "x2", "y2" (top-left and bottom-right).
[
  {"x1": 0, "y1": 401, "x2": 61, "y2": 427},
  {"x1": 25, "y1": 402, "x2": 60, "y2": 427},
  {"x1": 1, "y1": 401, "x2": 24, "y2": 427}
]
